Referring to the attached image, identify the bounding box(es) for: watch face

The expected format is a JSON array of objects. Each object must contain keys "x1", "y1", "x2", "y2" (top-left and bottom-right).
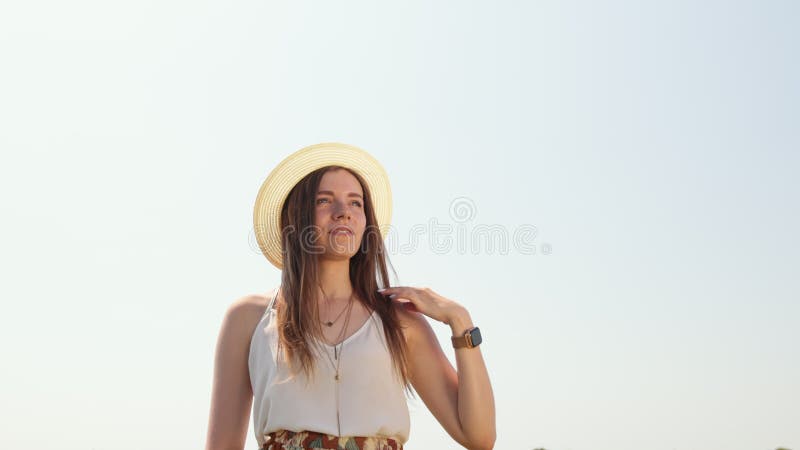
[{"x1": 469, "y1": 327, "x2": 482, "y2": 346}]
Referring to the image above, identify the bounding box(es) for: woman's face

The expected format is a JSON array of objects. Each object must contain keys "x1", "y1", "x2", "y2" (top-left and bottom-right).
[{"x1": 313, "y1": 169, "x2": 367, "y2": 262}]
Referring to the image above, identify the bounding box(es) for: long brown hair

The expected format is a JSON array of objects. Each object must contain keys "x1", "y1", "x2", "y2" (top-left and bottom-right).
[{"x1": 275, "y1": 165, "x2": 413, "y2": 396}]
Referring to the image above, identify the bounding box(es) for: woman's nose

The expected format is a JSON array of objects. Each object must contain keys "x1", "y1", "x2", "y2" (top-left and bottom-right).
[{"x1": 332, "y1": 201, "x2": 352, "y2": 219}]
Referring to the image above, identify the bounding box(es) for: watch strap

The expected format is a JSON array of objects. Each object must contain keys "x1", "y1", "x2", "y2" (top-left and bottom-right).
[{"x1": 451, "y1": 327, "x2": 476, "y2": 348}]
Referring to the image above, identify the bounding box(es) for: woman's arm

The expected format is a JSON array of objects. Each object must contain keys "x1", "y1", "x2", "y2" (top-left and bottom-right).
[
  {"x1": 382, "y1": 287, "x2": 496, "y2": 450},
  {"x1": 205, "y1": 294, "x2": 268, "y2": 450},
  {"x1": 447, "y1": 307, "x2": 496, "y2": 448}
]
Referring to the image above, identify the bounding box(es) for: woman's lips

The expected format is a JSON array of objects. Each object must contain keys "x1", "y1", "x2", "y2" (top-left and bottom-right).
[{"x1": 330, "y1": 227, "x2": 354, "y2": 236}]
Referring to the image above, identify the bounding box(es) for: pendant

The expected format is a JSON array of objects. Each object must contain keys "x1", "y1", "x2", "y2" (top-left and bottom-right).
[{"x1": 335, "y1": 374, "x2": 339, "y2": 381}]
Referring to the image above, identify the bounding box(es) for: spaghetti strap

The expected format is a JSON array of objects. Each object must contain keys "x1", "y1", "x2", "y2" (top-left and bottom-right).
[{"x1": 267, "y1": 285, "x2": 280, "y2": 312}]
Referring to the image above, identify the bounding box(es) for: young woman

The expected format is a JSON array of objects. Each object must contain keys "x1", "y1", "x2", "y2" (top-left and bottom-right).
[{"x1": 205, "y1": 143, "x2": 495, "y2": 450}]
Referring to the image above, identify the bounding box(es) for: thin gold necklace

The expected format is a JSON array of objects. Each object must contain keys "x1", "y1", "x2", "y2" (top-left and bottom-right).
[
  {"x1": 318, "y1": 297, "x2": 355, "y2": 437},
  {"x1": 320, "y1": 296, "x2": 354, "y2": 369},
  {"x1": 320, "y1": 291, "x2": 353, "y2": 327}
]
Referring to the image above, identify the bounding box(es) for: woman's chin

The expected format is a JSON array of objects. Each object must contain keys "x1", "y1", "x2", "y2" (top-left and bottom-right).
[
  {"x1": 319, "y1": 245, "x2": 359, "y2": 260},
  {"x1": 324, "y1": 237, "x2": 361, "y2": 253}
]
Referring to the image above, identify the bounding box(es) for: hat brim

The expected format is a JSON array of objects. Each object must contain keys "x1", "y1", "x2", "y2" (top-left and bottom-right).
[{"x1": 253, "y1": 142, "x2": 393, "y2": 269}]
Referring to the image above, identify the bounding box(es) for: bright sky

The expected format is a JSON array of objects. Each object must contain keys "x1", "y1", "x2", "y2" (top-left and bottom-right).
[{"x1": 1, "y1": 1, "x2": 798, "y2": 449}]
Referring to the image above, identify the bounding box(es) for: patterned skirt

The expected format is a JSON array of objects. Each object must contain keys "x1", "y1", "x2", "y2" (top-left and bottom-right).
[{"x1": 262, "y1": 429, "x2": 403, "y2": 450}]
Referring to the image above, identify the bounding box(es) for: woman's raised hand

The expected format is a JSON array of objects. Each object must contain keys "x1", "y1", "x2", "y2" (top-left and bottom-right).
[{"x1": 378, "y1": 286, "x2": 466, "y2": 325}]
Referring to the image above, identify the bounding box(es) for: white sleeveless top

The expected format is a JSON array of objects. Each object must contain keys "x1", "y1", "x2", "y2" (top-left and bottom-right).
[{"x1": 248, "y1": 287, "x2": 410, "y2": 448}]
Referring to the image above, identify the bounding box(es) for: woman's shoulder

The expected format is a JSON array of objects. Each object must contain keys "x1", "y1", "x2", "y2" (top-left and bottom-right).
[
  {"x1": 224, "y1": 287, "x2": 278, "y2": 331},
  {"x1": 390, "y1": 300, "x2": 431, "y2": 344}
]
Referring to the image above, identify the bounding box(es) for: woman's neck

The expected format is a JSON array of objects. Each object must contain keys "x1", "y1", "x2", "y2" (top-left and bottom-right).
[{"x1": 316, "y1": 258, "x2": 354, "y2": 301}]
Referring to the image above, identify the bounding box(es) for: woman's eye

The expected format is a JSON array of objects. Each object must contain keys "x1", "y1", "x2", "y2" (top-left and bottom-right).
[{"x1": 316, "y1": 198, "x2": 361, "y2": 207}]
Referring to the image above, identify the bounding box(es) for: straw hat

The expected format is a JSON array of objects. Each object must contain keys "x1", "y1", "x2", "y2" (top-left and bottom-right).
[{"x1": 253, "y1": 142, "x2": 393, "y2": 269}]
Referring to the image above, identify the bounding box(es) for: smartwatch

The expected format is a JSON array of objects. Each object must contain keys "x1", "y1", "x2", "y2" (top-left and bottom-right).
[{"x1": 451, "y1": 326, "x2": 482, "y2": 349}]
